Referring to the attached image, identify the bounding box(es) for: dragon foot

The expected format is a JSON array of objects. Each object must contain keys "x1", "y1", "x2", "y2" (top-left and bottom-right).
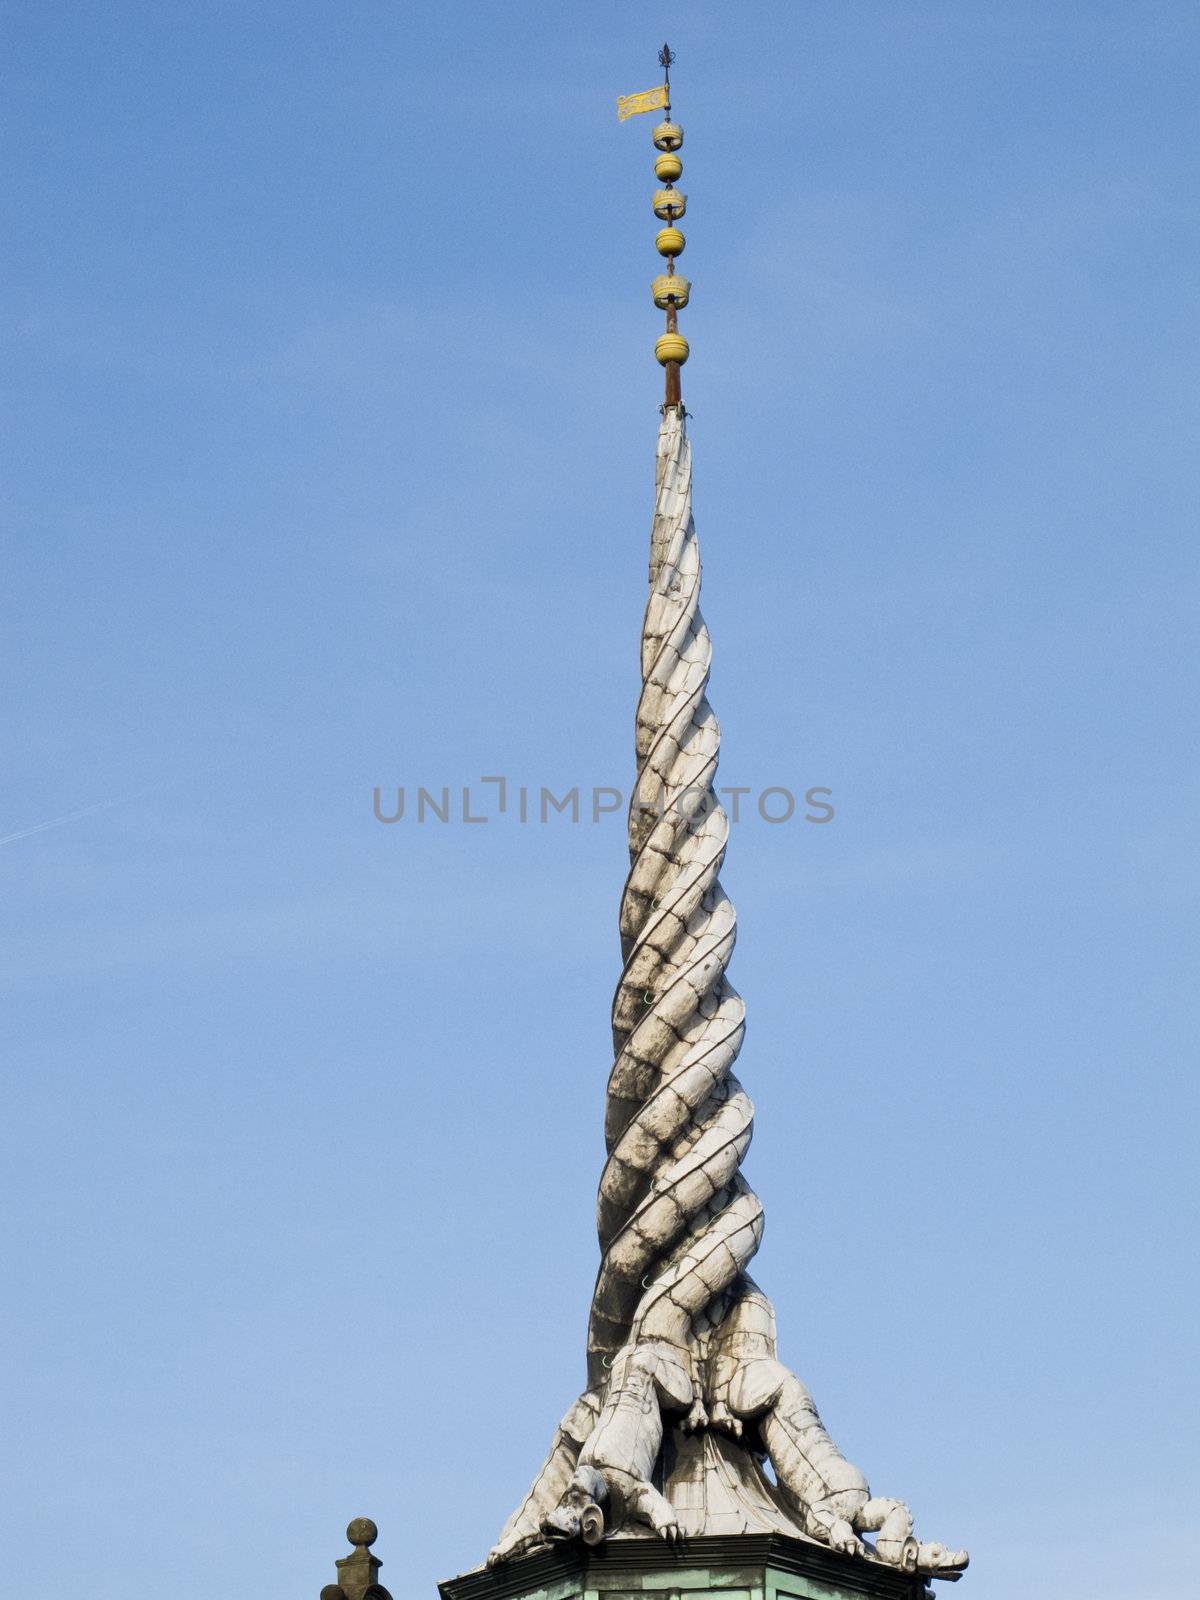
[
  {"x1": 827, "y1": 1518, "x2": 868, "y2": 1559},
  {"x1": 681, "y1": 1397, "x2": 709, "y2": 1434},
  {"x1": 708, "y1": 1399, "x2": 743, "y2": 1439},
  {"x1": 486, "y1": 1530, "x2": 544, "y2": 1568},
  {"x1": 650, "y1": 1505, "x2": 684, "y2": 1546}
]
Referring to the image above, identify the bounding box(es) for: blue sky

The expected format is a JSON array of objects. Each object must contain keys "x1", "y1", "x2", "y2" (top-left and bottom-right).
[{"x1": 3, "y1": 4, "x2": 1197, "y2": 1598}]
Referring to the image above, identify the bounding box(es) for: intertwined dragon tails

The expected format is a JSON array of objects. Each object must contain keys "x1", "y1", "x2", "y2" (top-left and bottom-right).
[{"x1": 486, "y1": 73, "x2": 966, "y2": 1583}]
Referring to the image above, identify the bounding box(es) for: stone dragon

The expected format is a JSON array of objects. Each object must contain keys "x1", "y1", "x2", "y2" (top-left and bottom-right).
[{"x1": 487, "y1": 410, "x2": 967, "y2": 1579}]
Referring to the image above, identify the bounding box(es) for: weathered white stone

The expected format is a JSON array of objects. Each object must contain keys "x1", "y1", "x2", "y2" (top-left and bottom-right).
[{"x1": 486, "y1": 412, "x2": 967, "y2": 1581}]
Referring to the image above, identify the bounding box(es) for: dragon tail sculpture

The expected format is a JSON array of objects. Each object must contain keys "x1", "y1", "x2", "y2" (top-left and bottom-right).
[{"x1": 486, "y1": 410, "x2": 967, "y2": 1580}]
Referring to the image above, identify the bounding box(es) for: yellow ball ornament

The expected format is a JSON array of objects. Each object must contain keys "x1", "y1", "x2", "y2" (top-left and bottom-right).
[
  {"x1": 655, "y1": 226, "x2": 685, "y2": 258},
  {"x1": 655, "y1": 332, "x2": 690, "y2": 365},
  {"x1": 654, "y1": 152, "x2": 682, "y2": 183}
]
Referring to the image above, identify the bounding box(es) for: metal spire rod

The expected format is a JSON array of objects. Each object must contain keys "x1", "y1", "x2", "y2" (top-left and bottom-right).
[
  {"x1": 660, "y1": 43, "x2": 680, "y2": 410},
  {"x1": 652, "y1": 47, "x2": 685, "y2": 411},
  {"x1": 612, "y1": 43, "x2": 689, "y2": 409}
]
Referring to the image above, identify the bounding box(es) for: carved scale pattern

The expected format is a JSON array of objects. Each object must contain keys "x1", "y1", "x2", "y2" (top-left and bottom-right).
[
  {"x1": 484, "y1": 411, "x2": 969, "y2": 1579},
  {"x1": 587, "y1": 406, "x2": 763, "y2": 1383}
]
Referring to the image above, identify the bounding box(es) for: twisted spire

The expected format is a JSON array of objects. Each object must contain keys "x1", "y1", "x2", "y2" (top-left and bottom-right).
[
  {"x1": 486, "y1": 377, "x2": 967, "y2": 1591},
  {"x1": 484, "y1": 58, "x2": 968, "y2": 1578},
  {"x1": 586, "y1": 406, "x2": 761, "y2": 1387}
]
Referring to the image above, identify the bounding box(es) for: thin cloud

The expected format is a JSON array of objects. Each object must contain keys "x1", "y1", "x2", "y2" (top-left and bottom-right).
[{"x1": 0, "y1": 784, "x2": 172, "y2": 848}]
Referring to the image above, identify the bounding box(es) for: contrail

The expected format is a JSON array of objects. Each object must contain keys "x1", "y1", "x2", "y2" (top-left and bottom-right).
[
  {"x1": 2, "y1": 735, "x2": 310, "y2": 849},
  {"x1": 0, "y1": 782, "x2": 173, "y2": 847}
]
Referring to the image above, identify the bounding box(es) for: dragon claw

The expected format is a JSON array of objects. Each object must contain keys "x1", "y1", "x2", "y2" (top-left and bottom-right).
[
  {"x1": 827, "y1": 1518, "x2": 867, "y2": 1559},
  {"x1": 653, "y1": 1510, "x2": 684, "y2": 1545},
  {"x1": 682, "y1": 1399, "x2": 709, "y2": 1434},
  {"x1": 709, "y1": 1400, "x2": 743, "y2": 1439}
]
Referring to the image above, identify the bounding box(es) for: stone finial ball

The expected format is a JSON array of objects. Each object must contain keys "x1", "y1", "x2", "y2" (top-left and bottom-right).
[
  {"x1": 321, "y1": 1587, "x2": 347, "y2": 1600},
  {"x1": 347, "y1": 1517, "x2": 378, "y2": 1547}
]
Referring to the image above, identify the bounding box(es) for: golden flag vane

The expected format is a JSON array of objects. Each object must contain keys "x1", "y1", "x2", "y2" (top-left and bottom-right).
[
  {"x1": 619, "y1": 43, "x2": 689, "y2": 411},
  {"x1": 615, "y1": 43, "x2": 670, "y2": 121}
]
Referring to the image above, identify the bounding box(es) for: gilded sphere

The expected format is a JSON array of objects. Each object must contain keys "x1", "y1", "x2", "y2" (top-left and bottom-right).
[
  {"x1": 651, "y1": 274, "x2": 690, "y2": 310},
  {"x1": 652, "y1": 188, "x2": 686, "y2": 221},
  {"x1": 652, "y1": 121, "x2": 684, "y2": 152},
  {"x1": 655, "y1": 332, "x2": 690, "y2": 366},
  {"x1": 655, "y1": 226, "x2": 685, "y2": 258},
  {"x1": 654, "y1": 152, "x2": 682, "y2": 183}
]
